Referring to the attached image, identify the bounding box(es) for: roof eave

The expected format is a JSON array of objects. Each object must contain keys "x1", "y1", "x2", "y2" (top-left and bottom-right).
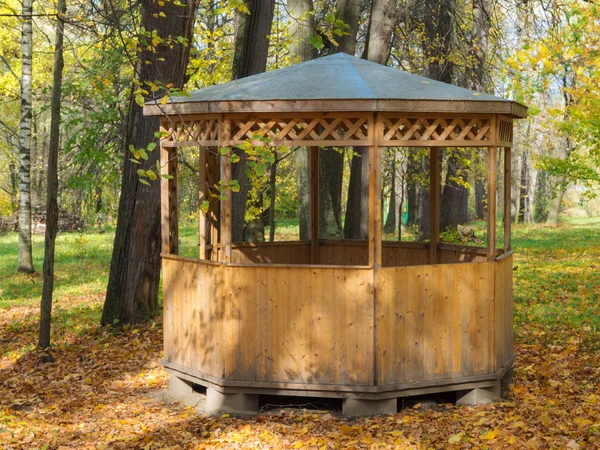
[{"x1": 143, "y1": 99, "x2": 527, "y2": 119}]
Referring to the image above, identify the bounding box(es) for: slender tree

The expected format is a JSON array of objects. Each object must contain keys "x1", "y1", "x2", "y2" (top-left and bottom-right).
[
  {"x1": 17, "y1": 0, "x2": 35, "y2": 273},
  {"x1": 101, "y1": 0, "x2": 198, "y2": 325},
  {"x1": 39, "y1": 0, "x2": 66, "y2": 349}
]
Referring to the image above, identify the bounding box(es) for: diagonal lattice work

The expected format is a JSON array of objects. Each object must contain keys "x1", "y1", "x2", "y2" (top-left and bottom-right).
[
  {"x1": 380, "y1": 115, "x2": 494, "y2": 147},
  {"x1": 228, "y1": 114, "x2": 372, "y2": 146},
  {"x1": 161, "y1": 116, "x2": 219, "y2": 147}
]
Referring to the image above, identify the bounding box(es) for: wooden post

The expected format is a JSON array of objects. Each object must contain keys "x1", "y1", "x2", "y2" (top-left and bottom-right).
[
  {"x1": 487, "y1": 146, "x2": 497, "y2": 260},
  {"x1": 160, "y1": 139, "x2": 178, "y2": 255},
  {"x1": 369, "y1": 138, "x2": 382, "y2": 269},
  {"x1": 310, "y1": 146, "x2": 319, "y2": 264},
  {"x1": 219, "y1": 118, "x2": 231, "y2": 264},
  {"x1": 199, "y1": 146, "x2": 207, "y2": 259},
  {"x1": 504, "y1": 147, "x2": 511, "y2": 252},
  {"x1": 429, "y1": 147, "x2": 440, "y2": 264}
]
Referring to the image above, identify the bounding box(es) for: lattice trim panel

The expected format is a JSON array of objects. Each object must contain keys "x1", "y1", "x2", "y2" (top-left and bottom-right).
[
  {"x1": 381, "y1": 116, "x2": 493, "y2": 147},
  {"x1": 498, "y1": 117, "x2": 513, "y2": 147},
  {"x1": 228, "y1": 115, "x2": 372, "y2": 146},
  {"x1": 161, "y1": 117, "x2": 219, "y2": 147}
]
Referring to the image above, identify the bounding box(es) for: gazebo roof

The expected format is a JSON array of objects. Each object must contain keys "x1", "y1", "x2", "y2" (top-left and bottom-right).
[{"x1": 144, "y1": 53, "x2": 527, "y2": 117}]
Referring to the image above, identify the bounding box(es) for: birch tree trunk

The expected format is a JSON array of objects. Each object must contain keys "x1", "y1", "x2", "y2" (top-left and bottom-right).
[
  {"x1": 17, "y1": 0, "x2": 35, "y2": 274},
  {"x1": 39, "y1": 0, "x2": 66, "y2": 349}
]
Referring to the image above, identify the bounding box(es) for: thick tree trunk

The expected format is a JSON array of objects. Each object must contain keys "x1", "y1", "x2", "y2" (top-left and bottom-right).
[
  {"x1": 17, "y1": 0, "x2": 35, "y2": 274},
  {"x1": 468, "y1": 0, "x2": 494, "y2": 221},
  {"x1": 441, "y1": 150, "x2": 468, "y2": 231},
  {"x1": 344, "y1": 148, "x2": 369, "y2": 239},
  {"x1": 414, "y1": 0, "x2": 454, "y2": 235},
  {"x1": 39, "y1": 0, "x2": 66, "y2": 349},
  {"x1": 319, "y1": 149, "x2": 343, "y2": 237},
  {"x1": 288, "y1": 0, "x2": 316, "y2": 240},
  {"x1": 230, "y1": 0, "x2": 275, "y2": 242},
  {"x1": 344, "y1": 0, "x2": 398, "y2": 239},
  {"x1": 101, "y1": 0, "x2": 197, "y2": 325}
]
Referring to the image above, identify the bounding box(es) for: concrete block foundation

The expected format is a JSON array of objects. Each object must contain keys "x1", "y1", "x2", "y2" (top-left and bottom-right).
[
  {"x1": 342, "y1": 398, "x2": 397, "y2": 417},
  {"x1": 456, "y1": 382, "x2": 501, "y2": 405},
  {"x1": 206, "y1": 388, "x2": 259, "y2": 415}
]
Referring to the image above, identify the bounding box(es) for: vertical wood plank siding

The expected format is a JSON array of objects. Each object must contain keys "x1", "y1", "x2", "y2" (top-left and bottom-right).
[
  {"x1": 495, "y1": 254, "x2": 514, "y2": 370},
  {"x1": 376, "y1": 262, "x2": 496, "y2": 385},
  {"x1": 163, "y1": 255, "x2": 513, "y2": 389},
  {"x1": 163, "y1": 257, "x2": 373, "y2": 385}
]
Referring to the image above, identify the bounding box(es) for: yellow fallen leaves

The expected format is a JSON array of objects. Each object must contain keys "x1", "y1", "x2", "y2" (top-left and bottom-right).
[{"x1": 480, "y1": 427, "x2": 499, "y2": 440}]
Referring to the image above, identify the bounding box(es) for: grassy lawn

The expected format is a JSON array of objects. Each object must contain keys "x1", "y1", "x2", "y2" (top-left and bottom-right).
[{"x1": 1, "y1": 219, "x2": 600, "y2": 447}]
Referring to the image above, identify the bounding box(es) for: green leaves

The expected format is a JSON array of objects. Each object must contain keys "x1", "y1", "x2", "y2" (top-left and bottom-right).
[{"x1": 309, "y1": 34, "x2": 323, "y2": 50}]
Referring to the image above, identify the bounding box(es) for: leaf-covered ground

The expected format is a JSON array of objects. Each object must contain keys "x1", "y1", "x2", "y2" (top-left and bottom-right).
[{"x1": 2, "y1": 220, "x2": 600, "y2": 449}]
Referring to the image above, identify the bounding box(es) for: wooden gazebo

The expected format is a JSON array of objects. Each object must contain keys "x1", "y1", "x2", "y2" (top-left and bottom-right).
[{"x1": 144, "y1": 53, "x2": 526, "y2": 416}]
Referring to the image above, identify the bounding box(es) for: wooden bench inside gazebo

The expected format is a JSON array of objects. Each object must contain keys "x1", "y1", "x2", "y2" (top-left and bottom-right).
[{"x1": 144, "y1": 53, "x2": 526, "y2": 416}]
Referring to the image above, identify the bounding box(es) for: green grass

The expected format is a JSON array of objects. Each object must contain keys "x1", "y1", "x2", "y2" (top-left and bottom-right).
[{"x1": 512, "y1": 218, "x2": 600, "y2": 347}]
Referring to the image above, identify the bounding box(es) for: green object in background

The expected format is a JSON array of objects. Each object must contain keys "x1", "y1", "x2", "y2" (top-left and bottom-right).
[{"x1": 403, "y1": 201, "x2": 409, "y2": 225}]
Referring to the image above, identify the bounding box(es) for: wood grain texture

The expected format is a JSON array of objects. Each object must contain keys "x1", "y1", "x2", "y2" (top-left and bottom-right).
[
  {"x1": 162, "y1": 257, "x2": 374, "y2": 385},
  {"x1": 376, "y1": 262, "x2": 496, "y2": 386},
  {"x1": 495, "y1": 254, "x2": 514, "y2": 371}
]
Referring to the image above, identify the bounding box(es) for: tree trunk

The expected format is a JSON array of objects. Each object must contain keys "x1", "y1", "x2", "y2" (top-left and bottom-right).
[
  {"x1": 230, "y1": 0, "x2": 275, "y2": 242},
  {"x1": 510, "y1": 149, "x2": 522, "y2": 222},
  {"x1": 319, "y1": 149, "x2": 344, "y2": 237},
  {"x1": 523, "y1": 154, "x2": 537, "y2": 224},
  {"x1": 418, "y1": 156, "x2": 431, "y2": 239},
  {"x1": 9, "y1": 163, "x2": 17, "y2": 211},
  {"x1": 440, "y1": 150, "x2": 468, "y2": 231},
  {"x1": 344, "y1": 148, "x2": 369, "y2": 239},
  {"x1": 546, "y1": 134, "x2": 571, "y2": 225},
  {"x1": 466, "y1": 0, "x2": 493, "y2": 223},
  {"x1": 406, "y1": 157, "x2": 418, "y2": 227},
  {"x1": 288, "y1": 0, "x2": 316, "y2": 240},
  {"x1": 17, "y1": 0, "x2": 35, "y2": 274},
  {"x1": 344, "y1": 0, "x2": 398, "y2": 239},
  {"x1": 415, "y1": 0, "x2": 455, "y2": 235},
  {"x1": 518, "y1": 151, "x2": 527, "y2": 222},
  {"x1": 336, "y1": 0, "x2": 361, "y2": 55},
  {"x1": 268, "y1": 158, "x2": 277, "y2": 242},
  {"x1": 39, "y1": 0, "x2": 66, "y2": 349},
  {"x1": 384, "y1": 154, "x2": 397, "y2": 234},
  {"x1": 101, "y1": 0, "x2": 198, "y2": 326}
]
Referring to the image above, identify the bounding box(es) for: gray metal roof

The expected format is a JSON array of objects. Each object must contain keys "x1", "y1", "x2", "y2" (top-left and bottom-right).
[{"x1": 145, "y1": 53, "x2": 526, "y2": 117}]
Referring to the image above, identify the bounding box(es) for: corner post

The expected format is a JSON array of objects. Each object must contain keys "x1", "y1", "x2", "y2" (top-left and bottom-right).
[
  {"x1": 369, "y1": 115, "x2": 382, "y2": 269},
  {"x1": 504, "y1": 147, "x2": 511, "y2": 252},
  {"x1": 160, "y1": 121, "x2": 178, "y2": 255},
  {"x1": 199, "y1": 146, "x2": 207, "y2": 259},
  {"x1": 487, "y1": 146, "x2": 497, "y2": 260},
  {"x1": 310, "y1": 146, "x2": 319, "y2": 264},
  {"x1": 429, "y1": 147, "x2": 440, "y2": 264},
  {"x1": 219, "y1": 117, "x2": 232, "y2": 264}
]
